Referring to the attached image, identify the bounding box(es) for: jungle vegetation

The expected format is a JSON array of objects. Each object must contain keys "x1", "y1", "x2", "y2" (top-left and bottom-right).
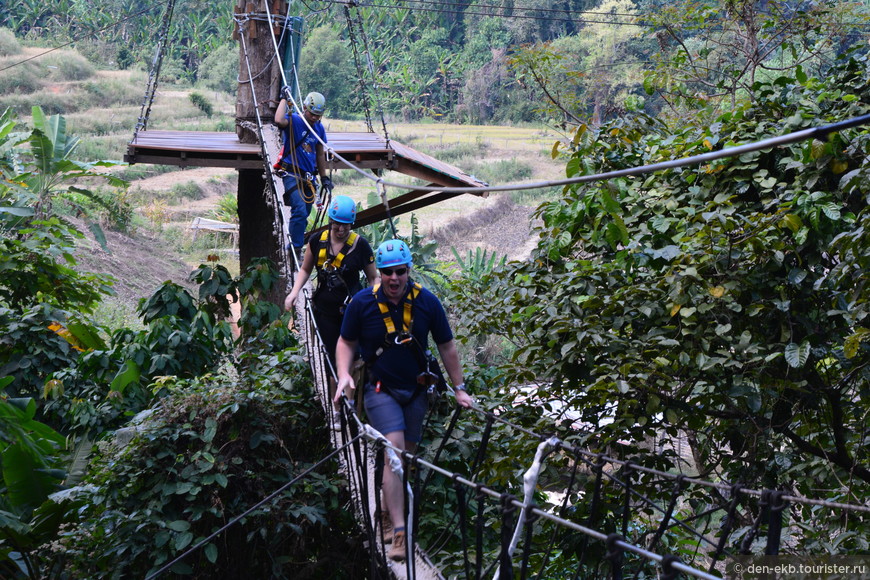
[{"x1": 1, "y1": 0, "x2": 869, "y2": 577}]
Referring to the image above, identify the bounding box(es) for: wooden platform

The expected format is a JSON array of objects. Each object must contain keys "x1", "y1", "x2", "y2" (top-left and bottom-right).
[
  {"x1": 126, "y1": 129, "x2": 488, "y2": 228},
  {"x1": 126, "y1": 130, "x2": 485, "y2": 188}
]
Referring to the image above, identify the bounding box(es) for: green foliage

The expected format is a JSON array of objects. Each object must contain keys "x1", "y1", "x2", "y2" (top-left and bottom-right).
[
  {"x1": 79, "y1": 76, "x2": 144, "y2": 110},
  {"x1": 40, "y1": 50, "x2": 95, "y2": 81},
  {"x1": 450, "y1": 45, "x2": 870, "y2": 556},
  {"x1": 0, "y1": 393, "x2": 73, "y2": 580},
  {"x1": 469, "y1": 157, "x2": 533, "y2": 185},
  {"x1": 298, "y1": 25, "x2": 357, "y2": 118},
  {"x1": 209, "y1": 192, "x2": 238, "y2": 224},
  {"x1": 0, "y1": 62, "x2": 40, "y2": 96},
  {"x1": 168, "y1": 180, "x2": 204, "y2": 204},
  {"x1": 188, "y1": 92, "x2": 213, "y2": 118},
  {"x1": 54, "y1": 363, "x2": 362, "y2": 578},
  {"x1": 197, "y1": 43, "x2": 237, "y2": 94},
  {"x1": 642, "y1": 0, "x2": 869, "y2": 116},
  {"x1": 0, "y1": 28, "x2": 21, "y2": 56}
]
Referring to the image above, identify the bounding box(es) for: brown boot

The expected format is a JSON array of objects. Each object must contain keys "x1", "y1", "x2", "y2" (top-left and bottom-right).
[
  {"x1": 388, "y1": 530, "x2": 406, "y2": 562},
  {"x1": 380, "y1": 511, "x2": 393, "y2": 544}
]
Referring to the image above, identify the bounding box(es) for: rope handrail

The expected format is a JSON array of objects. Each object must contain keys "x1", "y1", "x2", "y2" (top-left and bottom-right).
[{"x1": 356, "y1": 424, "x2": 723, "y2": 580}]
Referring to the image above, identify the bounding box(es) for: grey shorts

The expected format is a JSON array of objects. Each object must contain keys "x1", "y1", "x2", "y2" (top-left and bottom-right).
[{"x1": 363, "y1": 383, "x2": 428, "y2": 443}]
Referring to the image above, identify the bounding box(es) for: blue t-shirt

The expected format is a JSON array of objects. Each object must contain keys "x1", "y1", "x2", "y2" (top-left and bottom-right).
[
  {"x1": 340, "y1": 282, "x2": 453, "y2": 393},
  {"x1": 281, "y1": 112, "x2": 327, "y2": 174}
]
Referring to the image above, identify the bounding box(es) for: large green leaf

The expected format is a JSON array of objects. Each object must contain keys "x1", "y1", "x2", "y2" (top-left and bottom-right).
[{"x1": 784, "y1": 341, "x2": 811, "y2": 368}]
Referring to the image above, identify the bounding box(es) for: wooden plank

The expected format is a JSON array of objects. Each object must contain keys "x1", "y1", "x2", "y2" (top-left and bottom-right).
[{"x1": 125, "y1": 130, "x2": 487, "y2": 191}]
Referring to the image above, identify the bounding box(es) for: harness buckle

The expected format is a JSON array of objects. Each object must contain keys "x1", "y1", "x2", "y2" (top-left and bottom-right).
[
  {"x1": 417, "y1": 371, "x2": 439, "y2": 387},
  {"x1": 394, "y1": 332, "x2": 413, "y2": 346}
]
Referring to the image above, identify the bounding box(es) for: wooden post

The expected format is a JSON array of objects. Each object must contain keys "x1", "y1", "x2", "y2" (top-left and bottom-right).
[
  {"x1": 238, "y1": 168, "x2": 285, "y2": 306},
  {"x1": 234, "y1": 0, "x2": 284, "y2": 144},
  {"x1": 234, "y1": 0, "x2": 289, "y2": 305}
]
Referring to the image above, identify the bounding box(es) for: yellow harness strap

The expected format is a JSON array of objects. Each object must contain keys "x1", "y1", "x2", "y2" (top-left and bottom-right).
[
  {"x1": 317, "y1": 230, "x2": 358, "y2": 270},
  {"x1": 373, "y1": 282, "x2": 421, "y2": 335}
]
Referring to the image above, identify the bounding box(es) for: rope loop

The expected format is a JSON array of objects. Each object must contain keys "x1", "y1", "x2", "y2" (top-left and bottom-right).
[
  {"x1": 605, "y1": 533, "x2": 624, "y2": 559},
  {"x1": 770, "y1": 490, "x2": 787, "y2": 512},
  {"x1": 661, "y1": 554, "x2": 682, "y2": 580},
  {"x1": 500, "y1": 493, "x2": 517, "y2": 515}
]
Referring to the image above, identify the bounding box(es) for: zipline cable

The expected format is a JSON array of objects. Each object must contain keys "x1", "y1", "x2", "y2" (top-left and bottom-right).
[{"x1": 324, "y1": 112, "x2": 870, "y2": 197}]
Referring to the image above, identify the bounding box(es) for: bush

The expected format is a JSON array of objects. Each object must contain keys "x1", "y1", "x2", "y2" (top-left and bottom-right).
[
  {"x1": 198, "y1": 43, "x2": 238, "y2": 94},
  {"x1": 189, "y1": 91, "x2": 213, "y2": 117},
  {"x1": 169, "y1": 181, "x2": 205, "y2": 204},
  {"x1": 210, "y1": 193, "x2": 238, "y2": 223},
  {"x1": 54, "y1": 365, "x2": 365, "y2": 578},
  {"x1": 0, "y1": 27, "x2": 21, "y2": 56},
  {"x1": 42, "y1": 50, "x2": 95, "y2": 81},
  {"x1": 62, "y1": 186, "x2": 136, "y2": 233},
  {"x1": 0, "y1": 60, "x2": 41, "y2": 94},
  {"x1": 117, "y1": 46, "x2": 135, "y2": 70},
  {"x1": 81, "y1": 77, "x2": 144, "y2": 108},
  {"x1": 468, "y1": 158, "x2": 533, "y2": 184}
]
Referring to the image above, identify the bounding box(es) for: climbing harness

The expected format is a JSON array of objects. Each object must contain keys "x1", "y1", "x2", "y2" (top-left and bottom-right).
[
  {"x1": 316, "y1": 229, "x2": 359, "y2": 270},
  {"x1": 311, "y1": 229, "x2": 359, "y2": 308},
  {"x1": 363, "y1": 282, "x2": 446, "y2": 405}
]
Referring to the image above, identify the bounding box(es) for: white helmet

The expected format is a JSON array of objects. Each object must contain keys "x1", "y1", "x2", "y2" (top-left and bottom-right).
[{"x1": 303, "y1": 92, "x2": 326, "y2": 115}]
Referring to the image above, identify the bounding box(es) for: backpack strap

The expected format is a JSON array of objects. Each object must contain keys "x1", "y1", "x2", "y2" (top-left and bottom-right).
[
  {"x1": 317, "y1": 231, "x2": 359, "y2": 270},
  {"x1": 372, "y1": 282, "x2": 421, "y2": 335}
]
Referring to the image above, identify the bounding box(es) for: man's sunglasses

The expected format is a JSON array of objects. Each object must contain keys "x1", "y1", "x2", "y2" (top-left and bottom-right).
[{"x1": 379, "y1": 267, "x2": 408, "y2": 277}]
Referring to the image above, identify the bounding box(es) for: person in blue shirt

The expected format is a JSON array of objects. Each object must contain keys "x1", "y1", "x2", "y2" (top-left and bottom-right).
[
  {"x1": 274, "y1": 90, "x2": 334, "y2": 264},
  {"x1": 335, "y1": 239, "x2": 472, "y2": 562},
  {"x1": 284, "y1": 195, "x2": 377, "y2": 371}
]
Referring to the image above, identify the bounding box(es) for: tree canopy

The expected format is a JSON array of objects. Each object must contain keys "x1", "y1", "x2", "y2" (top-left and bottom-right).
[{"x1": 451, "y1": 42, "x2": 870, "y2": 552}]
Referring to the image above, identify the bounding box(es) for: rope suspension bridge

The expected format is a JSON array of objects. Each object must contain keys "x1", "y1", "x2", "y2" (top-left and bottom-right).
[{"x1": 119, "y1": 1, "x2": 870, "y2": 578}]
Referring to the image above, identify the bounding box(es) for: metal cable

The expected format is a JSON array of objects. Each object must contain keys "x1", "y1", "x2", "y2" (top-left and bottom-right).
[
  {"x1": 144, "y1": 432, "x2": 364, "y2": 579},
  {"x1": 132, "y1": 0, "x2": 175, "y2": 139}
]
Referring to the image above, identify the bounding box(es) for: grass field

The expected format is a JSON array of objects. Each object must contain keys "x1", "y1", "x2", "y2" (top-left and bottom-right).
[{"x1": 4, "y1": 37, "x2": 566, "y2": 271}]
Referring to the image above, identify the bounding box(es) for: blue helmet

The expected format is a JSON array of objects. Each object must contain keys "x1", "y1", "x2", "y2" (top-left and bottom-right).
[
  {"x1": 328, "y1": 195, "x2": 356, "y2": 224},
  {"x1": 375, "y1": 239, "x2": 412, "y2": 269}
]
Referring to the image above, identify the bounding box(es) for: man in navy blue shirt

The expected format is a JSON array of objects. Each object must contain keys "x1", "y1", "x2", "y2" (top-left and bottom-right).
[
  {"x1": 335, "y1": 239, "x2": 472, "y2": 562},
  {"x1": 274, "y1": 90, "x2": 334, "y2": 263}
]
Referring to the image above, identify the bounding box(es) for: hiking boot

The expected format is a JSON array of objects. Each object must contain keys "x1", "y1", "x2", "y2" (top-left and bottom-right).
[
  {"x1": 380, "y1": 510, "x2": 393, "y2": 543},
  {"x1": 388, "y1": 530, "x2": 406, "y2": 562}
]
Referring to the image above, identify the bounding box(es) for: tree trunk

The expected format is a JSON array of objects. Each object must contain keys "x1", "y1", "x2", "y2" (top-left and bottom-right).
[
  {"x1": 234, "y1": 0, "x2": 286, "y2": 144},
  {"x1": 234, "y1": 0, "x2": 289, "y2": 305},
  {"x1": 238, "y1": 168, "x2": 286, "y2": 306}
]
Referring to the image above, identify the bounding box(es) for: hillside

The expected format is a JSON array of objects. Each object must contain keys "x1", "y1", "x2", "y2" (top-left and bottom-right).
[{"x1": 70, "y1": 217, "x2": 198, "y2": 320}]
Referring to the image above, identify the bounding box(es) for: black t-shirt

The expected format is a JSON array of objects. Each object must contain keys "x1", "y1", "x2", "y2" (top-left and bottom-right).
[{"x1": 309, "y1": 234, "x2": 374, "y2": 314}]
